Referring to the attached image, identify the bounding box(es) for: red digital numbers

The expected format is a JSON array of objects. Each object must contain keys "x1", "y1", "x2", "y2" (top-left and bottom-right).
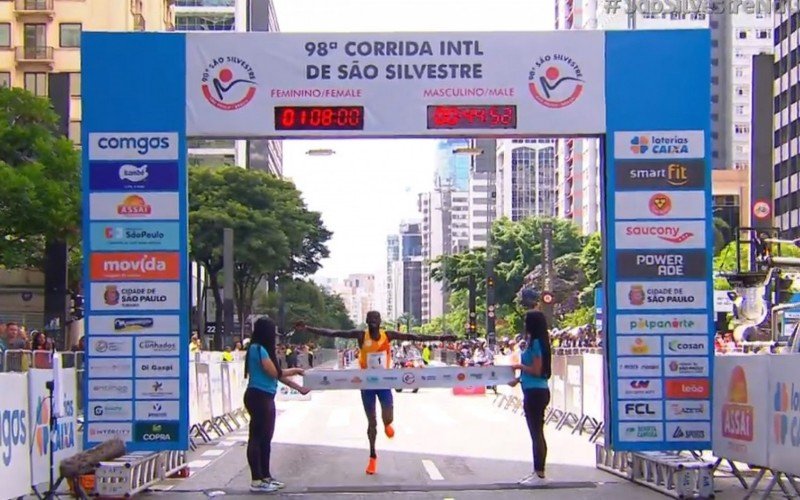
[
  {"x1": 275, "y1": 106, "x2": 364, "y2": 131},
  {"x1": 428, "y1": 105, "x2": 516, "y2": 130}
]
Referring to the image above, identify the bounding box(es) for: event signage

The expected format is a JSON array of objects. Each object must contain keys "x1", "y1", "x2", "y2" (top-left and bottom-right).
[
  {"x1": 606, "y1": 130, "x2": 713, "y2": 451},
  {"x1": 303, "y1": 366, "x2": 515, "y2": 390},
  {"x1": 83, "y1": 131, "x2": 189, "y2": 452}
]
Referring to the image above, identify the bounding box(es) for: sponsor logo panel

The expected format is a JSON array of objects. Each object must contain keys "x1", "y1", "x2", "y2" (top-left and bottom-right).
[
  {"x1": 133, "y1": 421, "x2": 180, "y2": 443},
  {"x1": 618, "y1": 422, "x2": 664, "y2": 442},
  {"x1": 616, "y1": 314, "x2": 709, "y2": 335},
  {"x1": 87, "y1": 358, "x2": 134, "y2": 378},
  {"x1": 87, "y1": 315, "x2": 180, "y2": 335},
  {"x1": 136, "y1": 336, "x2": 180, "y2": 357},
  {"x1": 87, "y1": 379, "x2": 133, "y2": 400},
  {"x1": 617, "y1": 378, "x2": 664, "y2": 399},
  {"x1": 665, "y1": 378, "x2": 710, "y2": 399},
  {"x1": 666, "y1": 400, "x2": 711, "y2": 421},
  {"x1": 722, "y1": 365, "x2": 754, "y2": 441},
  {"x1": 134, "y1": 400, "x2": 180, "y2": 421},
  {"x1": 88, "y1": 161, "x2": 179, "y2": 191},
  {"x1": 663, "y1": 335, "x2": 709, "y2": 356},
  {"x1": 615, "y1": 191, "x2": 706, "y2": 220},
  {"x1": 88, "y1": 133, "x2": 179, "y2": 161},
  {"x1": 614, "y1": 131, "x2": 705, "y2": 159},
  {"x1": 527, "y1": 53, "x2": 585, "y2": 109},
  {"x1": 87, "y1": 401, "x2": 133, "y2": 422},
  {"x1": 617, "y1": 336, "x2": 662, "y2": 356},
  {"x1": 88, "y1": 337, "x2": 133, "y2": 357},
  {"x1": 614, "y1": 221, "x2": 707, "y2": 250},
  {"x1": 135, "y1": 379, "x2": 180, "y2": 400},
  {"x1": 617, "y1": 357, "x2": 663, "y2": 377},
  {"x1": 614, "y1": 159, "x2": 706, "y2": 190},
  {"x1": 618, "y1": 400, "x2": 664, "y2": 421},
  {"x1": 135, "y1": 358, "x2": 180, "y2": 378},
  {"x1": 86, "y1": 423, "x2": 133, "y2": 443},
  {"x1": 90, "y1": 252, "x2": 181, "y2": 281},
  {"x1": 664, "y1": 357, "x2": 709, "y2": 377},
  {"x1": 667, "y1": 421, "x2": 710, "y2": 442},
  {"x1": 88, "y1": 193, "x2": 180, "y2": 221},
  {"x1": 616, "y1": 281, "x2": 708, "y2": 310},
  {"x1": 201, "y1": 57, "x2": 258, "y2": 111},
  {"x1": 89, "y1": 282, "x2": 181, "y2": 311},
  {"x1": 615, "y1": 250, "x2": 707, "y2": 280},
  {"x1": 89, "y1": 222, "x2": 180, "y2": 251}
]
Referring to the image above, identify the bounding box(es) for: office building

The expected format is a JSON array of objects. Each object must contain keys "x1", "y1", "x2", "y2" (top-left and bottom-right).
[
  {"x1": 496, "y1": 139, "x2": 557, "y2": 221},
  {"x1": 774, "y1": 10, "x2": 800, "y2": 235},
  {"x1": 398, "y1": 221, "x2": 423, "y2": 323},
  {"x1": 177, "y1": 0, "x2": 283, "y2": 175},
  {"x1": 555, "y1": 0, "x2": 771, "y2": 234},
  {"x1": 468, "y1": 139, "x2": 498, "y2": 249},
  {"x1": 385, "y1": 235, "x2": 400, "y2": 319},
  {"x1": 435, "y1": 139, "x2": 471, "y2": 191},
  {"x1": 0, "y1": 0, "x2": 173, "y2": 146}
]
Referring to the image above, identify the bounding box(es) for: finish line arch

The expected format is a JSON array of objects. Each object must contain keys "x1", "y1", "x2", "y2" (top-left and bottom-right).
[{"x1": 81, "y1": 29, "x2": 713, "y2": 454}]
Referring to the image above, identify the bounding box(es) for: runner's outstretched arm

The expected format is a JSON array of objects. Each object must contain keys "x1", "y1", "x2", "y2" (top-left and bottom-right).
[
  {"x1": 295, "y1": 322, "x2": 362, "y2": 339},
  {"x1": 385, "y1": 331, "x2": 457, "y2": 342}
]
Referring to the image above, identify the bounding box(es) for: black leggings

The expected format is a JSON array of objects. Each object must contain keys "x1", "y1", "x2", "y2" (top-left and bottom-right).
[
  {"x1": 244, "y1": 388, "x2": 276, "y2": 481},
  {"x1": 523, "y1": 388, "x2": 550, "y2": 473}
]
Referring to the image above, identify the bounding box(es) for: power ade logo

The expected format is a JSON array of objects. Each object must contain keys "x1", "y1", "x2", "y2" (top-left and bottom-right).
[
  {"x1": 201, "y1": 56, "x2": 257, "y2": 111},
  {"x1": 527, "y1": 54, "x2": 584, "y2": 108},
  {"x1": 625, "y1": 225, "x2": 693, "y2": 244},
  {"x1": 0, "y1": 408, "x2": 27, "y2": 466},
  {"x1": 98, "y1": 136, "x2": 171, "y2": 156},
  {"x1": 723, "y1": 366, "x2": 753, "y2": 442},
  {"x1": 630, "y1": 134, "x2": 690, "y2": 155},
  {"x1": 773, "y1": 381, "x2": 800, "y2": 446}
]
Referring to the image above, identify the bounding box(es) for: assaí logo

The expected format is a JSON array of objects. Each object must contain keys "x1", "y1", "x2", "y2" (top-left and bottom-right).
[
  {"x1": 1, "y1": 407, "x2": 27, "y2": 467},
  {"x1": 98, "y1": 136, "x2": 172, "y2": 156},
  {"x1": 33, "y1": 394, "x2": 75, "y2": 457},
  {"x1": 723, "y1": 365, "x2": 753, "y2": 442},
  {"x1": 773, "y1": 380, "x2": 800, "y2": 446},
  {"x1": 630, "y1": 134, "x2": 691, "y2": 155}
]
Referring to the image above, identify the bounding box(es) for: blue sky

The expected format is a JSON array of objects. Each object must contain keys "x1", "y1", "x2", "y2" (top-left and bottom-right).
[{"x1": 272, "y1": 0, "x2": 553, "y2": 280}]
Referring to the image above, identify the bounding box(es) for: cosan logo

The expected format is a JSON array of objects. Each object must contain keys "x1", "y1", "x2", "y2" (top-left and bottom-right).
[
  {"x1": 669, "y1": 340, "x2": 704, "y2": 352},
  {"x1": 104, "y1": 255, "x2": 167, "y2": 273},
  {"x1": 98, "y1": 136, "x2": 171, "y2": 155},
  {"x1": 119, "y1": 164, "x2": 148, "y2": 183}
]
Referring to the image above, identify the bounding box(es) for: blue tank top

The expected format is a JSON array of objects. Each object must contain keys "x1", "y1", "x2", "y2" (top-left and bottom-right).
[
  {"x1": 520, "y1": 339, "x2": 549, "y2": 390},
  {"x1": 247, "y1": 344, "x2": 278, "y2": 394}
]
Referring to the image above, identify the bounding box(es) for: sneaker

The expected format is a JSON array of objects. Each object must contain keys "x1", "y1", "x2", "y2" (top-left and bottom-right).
[
  {"x1": 264, "y1": 478, "x2": 285, "y2": 489},
  {"x1": 520, "y1": 474, "x2": 546, "y2": 486},
  {"x1": 366, "y1": 457, "x2": 377, "y2": 475},
  {"x1": 250, "y1": 480, "x2": 278, "y2": 492},
  {"x1": 384, "y1": 424, "x2": 395, "y2": 438}
]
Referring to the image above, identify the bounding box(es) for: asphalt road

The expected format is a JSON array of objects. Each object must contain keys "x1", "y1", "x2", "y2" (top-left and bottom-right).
[{"x1": 141, "y1": 387, "x2": 717, "y2": 499}]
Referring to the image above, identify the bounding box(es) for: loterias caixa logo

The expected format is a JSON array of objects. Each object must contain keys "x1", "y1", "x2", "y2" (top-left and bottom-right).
[
  {"x1": 528, "y1": 53, "x2": 584, "y2": 109},
  {"x1": 201, "y1": 56, "x2": 257, "y2": 111}
]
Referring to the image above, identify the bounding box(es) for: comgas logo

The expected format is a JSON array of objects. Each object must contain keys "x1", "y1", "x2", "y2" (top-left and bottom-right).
[
  {"x1": 648, "y1": 193, "x2": 672, "y2": 216},
  {"x1": 201, "y1": 56, "x2": 257, "y2": 111},
  {"x1": 723, "y1": 365, "x2": 753, "y2": 442},
  {"x1": 624, "y1": 225, "x2": 693, "y2": 244},
  {"x1": 97, "y1": 136, "x2": 171, "y2": 155},
  {"x1": 117, "y1": 195, "x2": 152, "y2": 216},
  {"x1": 527, "y1": 53, "x2": 584, "y2": 109},
  {"x1": 0, "y1": 408, "x2": 27, "y2": 466},
  {"x1": 629, "y1": 134, "x2": 691, "y2": 155}
]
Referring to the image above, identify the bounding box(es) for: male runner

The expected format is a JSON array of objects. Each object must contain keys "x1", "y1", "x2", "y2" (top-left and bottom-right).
[{"x1": 295, "y1": 311, "x2": 455, "y2": 475}]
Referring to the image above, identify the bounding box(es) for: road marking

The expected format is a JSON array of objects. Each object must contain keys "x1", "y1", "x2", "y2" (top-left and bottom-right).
[
  {"x1": 419, "y1": 404, "x2": 456, "y2": 426},
  {"x1": 187, "y1": 459, "x2": 212, "y2": 469},
  {"x1": 201, "y1": 449, "x2": 226, "y2": 457},
  {"x1": 328, "y1": 407, "x2": 350, "y2": 427},
  {"x1": 422, "y1": 459, "x2": 444, "y2": 481},
  {"x1": 218, "y1": 439, "x2": 238, "y2": 447}
]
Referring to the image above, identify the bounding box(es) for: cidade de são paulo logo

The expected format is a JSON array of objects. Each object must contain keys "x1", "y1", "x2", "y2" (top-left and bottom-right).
[
  {"x1": 630, "y1": 133, "x2": 691, "y2": 155},
  {"x1": 528, "y1": 54, "x2": 583, "y2": 108},
  {"x1": 627, "y1": 284, "x2": 696, "y2": 306},
  {"x1": 119, "y1": 164, "x2": 148, "y2": 183},
  {"x1": 201, "y1": 56, "x2": 257, "y2": 111}
]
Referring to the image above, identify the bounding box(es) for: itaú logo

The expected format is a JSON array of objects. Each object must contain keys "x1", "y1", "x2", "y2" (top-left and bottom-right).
[{"x1": 104, "y1": 255, "x2": 166, "y2": 273}]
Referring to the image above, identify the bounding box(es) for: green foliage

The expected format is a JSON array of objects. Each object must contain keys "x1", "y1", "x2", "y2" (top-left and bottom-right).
[
  {"x1": 254, "y1": 279, "x2": 354, "y2": 347},
  {"x1": 188, "y1": 166, "x2": 331, "y2": 337},
  {"x1": 0, "y1": 87, "x2": 81, "y2": 270},
  {"x1": 713, "y1": 217, "x2": 732, "y2": 255},
  {"x1": 713, "y1": 241, "x2": 800, "y2": 291},
  {"x1": 560, "y1": 305, "x2": 594, "y2": 329},
  {"x1": 580, "y1": 232, "x2": 602, "y2": 286}
]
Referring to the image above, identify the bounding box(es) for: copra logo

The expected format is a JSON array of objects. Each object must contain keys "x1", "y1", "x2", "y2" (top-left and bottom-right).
[
  {"x1": 0, "y1": 408, "x2": 28, "y2": 466},
  {"x1": 119, "y1": 164, "x2": 148, "y2": 183},
  {"x1": 98, "y1": 136, "x2": 171, "y2": 156}
]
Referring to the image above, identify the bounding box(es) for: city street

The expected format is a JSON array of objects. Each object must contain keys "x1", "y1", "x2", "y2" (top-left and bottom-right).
[{"x1": 146, "y1": 388, "x2": 668, "y2": 499}]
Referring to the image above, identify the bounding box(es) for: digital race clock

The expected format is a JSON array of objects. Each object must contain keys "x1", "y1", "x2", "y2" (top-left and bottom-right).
[
  {"x1": 274, "y1": 106, "x2": 365, "y2": 131},
  {"x1": 426, "y1": 105, "x2": 517, "y2": 130}
]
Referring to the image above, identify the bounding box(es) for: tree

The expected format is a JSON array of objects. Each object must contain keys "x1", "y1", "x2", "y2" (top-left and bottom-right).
[
  {"x1": 0, "y1": 87, "x2": 81, "y2": 270},
  {"x1": 189, "y1": 167, "x2": 331, "y2": 340},
  {"x1": 560, "y1": 306, "x2": 594, "y2": 329},
  {"x1": 714, "y1": 241, "x2": 800, "y2": 291},
  {"x1": 713, "y1": 217, "x2": 731, "y2": 255},
  {"x1": 253, "y1": 279, "x2": 354, "y2": 347}
]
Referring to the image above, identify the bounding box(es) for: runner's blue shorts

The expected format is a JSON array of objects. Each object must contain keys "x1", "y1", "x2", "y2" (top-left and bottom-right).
[{"x1": 360, "y1": 389, "x2": 393, "y2": 414}]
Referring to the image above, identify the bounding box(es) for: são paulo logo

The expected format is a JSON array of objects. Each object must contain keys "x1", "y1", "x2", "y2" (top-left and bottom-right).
[
  {"x1": 201, "y1": 56, "x2": 257, "y2": 111},
  {"x1": 527, "y1": 54, "x2": 584, "y2": 108}
]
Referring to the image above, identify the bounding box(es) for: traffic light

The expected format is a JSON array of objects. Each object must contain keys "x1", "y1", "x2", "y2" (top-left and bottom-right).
[
  {"x1": 70, "y1": 292, "x2": 84, "y2": 321},
  {"x1": 776, "y1": 272, "x2": 794, "y2": 304},
  {"x1": 487, "y1": 276, "x2": 494, "y2": 288},
  {"x1": 468, "y1": 275, "x2": 477, "y2": 337}
]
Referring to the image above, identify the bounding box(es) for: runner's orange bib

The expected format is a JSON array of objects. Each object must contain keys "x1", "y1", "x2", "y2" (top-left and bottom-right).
[{"x1": 358, "y1": 329, "x2": 391, "y2": 369}]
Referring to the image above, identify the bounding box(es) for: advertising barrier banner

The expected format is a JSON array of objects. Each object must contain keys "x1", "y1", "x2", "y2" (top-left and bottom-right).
[
  {"x1": 209, "y1": 360, "x2": 224, "y2": 419},
  {"x1": 767, "y1": 355, "x2": 800, "y2": 476},
  {"x1": 188, "y1": 361, "x2": 200, "y2": 427},
  {"x1": 712, "y1": 355, "x2": 769, "y2": 467},
  {"x1": 277, "y1": 376, "x2": 312, "y2": 401},
  {"x1": 221, "y1": 363, "x2": 232, "y2": 414},
  {"x1": 228, "y1": 361, "x2": 245, "y2": 412},
  {"x1": 303, "y1": 366, "x2": 514, "y2": 390},
  {"x1": 582, "y1": 354, "x2": 605, "y2": 421},
  {"x1": 565, "y1": 355, "x2": 584, "y2": 416},
  {"x1": 195, "y1": 362, "x2": 212, "y2": 423},
  {"x1": 550, "y1": 356, "x2": 567, "y2": 412},
  {"x1": 0, "y1": 373, "x2": 32, "y2": 500}
]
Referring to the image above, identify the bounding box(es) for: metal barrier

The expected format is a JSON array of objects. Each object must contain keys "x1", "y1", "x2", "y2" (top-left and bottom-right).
[{"x1": 94, "y1": 450, "x2": 186, "y2": 498}]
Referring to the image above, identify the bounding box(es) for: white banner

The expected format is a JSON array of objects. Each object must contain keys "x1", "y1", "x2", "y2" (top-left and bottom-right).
[
  {"x1": 195, "y1": 362, "x2": 212, "y2": 423},
  {"x1": 277, "y1": 376, "x2": 312, "y2": 402},
  {"x1": 582, "y1": 354, "x2": 605, "y2": 421},
  {"x1": 209, "y1": 359, "x2": 224, "y2": 419},
  {"x1": 0, "y1": 373, "x2": 32, "y2": 500},
  {"x1": 228, "y1": 361, "x2": 246, "y2": 412},
  {"x1": 28, "y1": 368, "x2": 81, "y2": 486},
  {"x1": 185, "y1": 31, "x2": 606, "y2": 138},
  {"x1": 188, "y1": 361, "x2": 200, "y2": 427},
  {"x1": 767, "y1": 355, "x2": 800, "y2": 476},
  {"x1": 303, "y1": 365, "x2": 515, "y2": 390},
  {"x1": 712, "y1": 355, "x2": 769, "y2": 467}
]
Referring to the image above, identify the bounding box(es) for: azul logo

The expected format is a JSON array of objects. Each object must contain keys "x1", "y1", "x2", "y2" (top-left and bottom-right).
[
  {"x1": 119, "y1": 164, "x2": 148, "y2": 182},
  {"x1": 527, "y1": 54, "x2": 584, "y2": 108},
  {"x1": 98, "y1": 136, "x2": 171, "y2": 156},
  {"x1": 117, "y1": 195, "x2": 152, "y2": 216},
  {"x1": 773, "y1": 381, "x2": 800, "y2": 446},
  {"x1": 201, "y1": 56, "x2": 257, "y2": 111},
  {"x1": 0, "y1": 408, "x2": 27, "y2": 467},
  {"x1": 630, "y1": 134, "x2": 691, "y2": 155},
  {"x1": 625, "y1": 225, "x2": 693, "y2": 244}
]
